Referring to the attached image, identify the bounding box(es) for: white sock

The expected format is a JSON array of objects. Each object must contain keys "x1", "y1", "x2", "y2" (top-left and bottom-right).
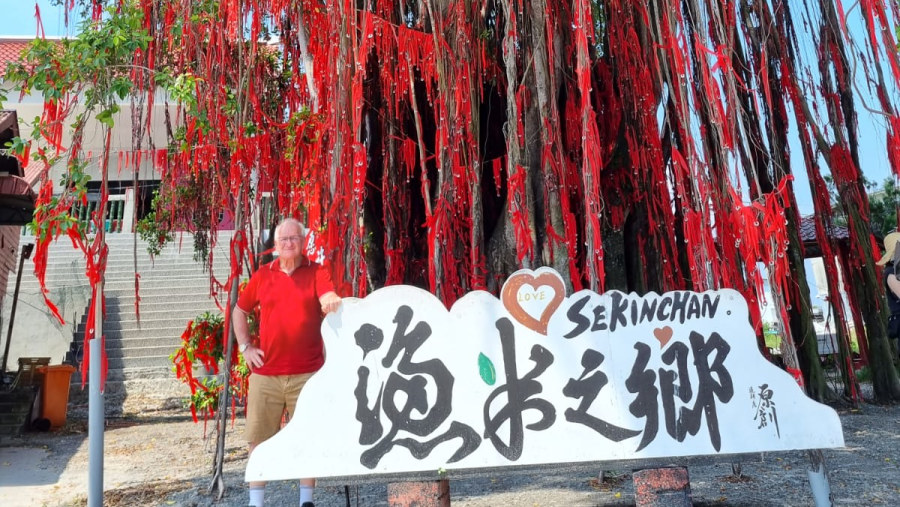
[
  {"x1": 299, "y1": 485, "x2": 314, "y2": 505},
  {"x1": 249, "y1": 485, "x2": 265, "y2": 507}
]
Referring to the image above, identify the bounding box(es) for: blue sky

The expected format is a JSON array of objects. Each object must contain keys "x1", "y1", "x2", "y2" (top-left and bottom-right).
[{"x1": 0, "y1": 0, "x2": 84, "y2": 38}]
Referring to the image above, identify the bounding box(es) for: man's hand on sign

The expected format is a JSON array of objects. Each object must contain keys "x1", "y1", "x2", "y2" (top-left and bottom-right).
[{"x1": 320, "y1": 291, "x2": 342, "y2": 314}]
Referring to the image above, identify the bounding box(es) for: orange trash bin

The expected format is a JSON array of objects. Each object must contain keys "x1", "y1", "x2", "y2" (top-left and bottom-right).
[{"x1": 37, "y1": 364, "x2": 77, "y2": 429}]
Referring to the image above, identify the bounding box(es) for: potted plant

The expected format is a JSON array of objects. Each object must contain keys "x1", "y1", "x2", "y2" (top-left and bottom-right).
[
  {"x1": 171, "y1": 311, "x2": 250, "y2": 425},
  {"x1": 187, "y1": 364, "x2": 250, "y2": 426}
]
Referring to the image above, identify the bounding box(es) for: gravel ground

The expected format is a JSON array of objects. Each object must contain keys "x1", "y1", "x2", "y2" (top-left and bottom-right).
[{"x1": 1, "y1": 389, "x2": 898, "y2": 507}]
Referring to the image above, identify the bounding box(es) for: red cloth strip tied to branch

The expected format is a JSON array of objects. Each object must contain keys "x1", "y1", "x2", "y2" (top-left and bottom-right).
[
  {"x1": 507, "y1": 165, "x2": 533, "y2": 263},
  {"x1": 760, "y1": 176, "x2": 795, "y2": 314},
  {"x1": 886, "y1": 115, "x2": 900, "y2": 179},
  {"x1": 80, "y1": 288, "x2": 108, "y2": 390},
  {"x1": 31, "y1": 179, "x2": 65, "y2": 325}
]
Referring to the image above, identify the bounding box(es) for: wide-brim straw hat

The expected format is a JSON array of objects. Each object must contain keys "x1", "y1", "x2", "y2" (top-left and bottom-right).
[{"x1": 877, "y1": 231, "x2": 900, "y2": 265}]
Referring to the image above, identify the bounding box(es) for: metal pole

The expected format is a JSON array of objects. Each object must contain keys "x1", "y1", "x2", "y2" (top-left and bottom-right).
[
  {"x1": 88, "y1": 282, "x2": 104, "y2": 507},
  {"x1": 1, "y1": 242, "x2": 34, "y2": 374}
]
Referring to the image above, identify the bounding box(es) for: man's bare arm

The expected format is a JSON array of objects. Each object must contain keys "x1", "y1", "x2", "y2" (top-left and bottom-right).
[
  {"x1": 887, "y1": 275, "x2": 900, "y2": 300},
  {"x1": 233, "y1": 306, "x2": 264, "y2": 369}
]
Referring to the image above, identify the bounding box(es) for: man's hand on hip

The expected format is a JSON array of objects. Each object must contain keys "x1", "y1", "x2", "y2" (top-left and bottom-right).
[{"x1": 242, "y1": 345, "x2": 265, "y2": 370}]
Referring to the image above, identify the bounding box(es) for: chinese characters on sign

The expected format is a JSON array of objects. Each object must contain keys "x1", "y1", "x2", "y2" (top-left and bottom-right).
[
  {"x1": 751, "y1": 384, "x2": 780, "y2": 438},
  {"x1": 247, "y1": 267, "x2": 844, "y2": 482}
]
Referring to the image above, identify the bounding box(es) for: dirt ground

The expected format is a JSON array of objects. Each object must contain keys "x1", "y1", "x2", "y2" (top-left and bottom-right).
[{"x1": 1, "y1": 390, "x2": 899, "y2": 507}]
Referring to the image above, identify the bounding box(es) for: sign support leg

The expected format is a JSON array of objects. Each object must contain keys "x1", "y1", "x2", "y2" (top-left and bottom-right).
[{"x1": 806, "y1": 449, "x2": 833, "y2": 507}]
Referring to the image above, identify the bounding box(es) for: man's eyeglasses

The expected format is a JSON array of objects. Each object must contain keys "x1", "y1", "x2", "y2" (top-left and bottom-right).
[{"x1": 276, "y1": 235, "x2": 303, "y2": 243}]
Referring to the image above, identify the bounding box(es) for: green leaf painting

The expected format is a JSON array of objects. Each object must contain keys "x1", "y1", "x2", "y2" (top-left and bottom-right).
[{"x1": 478, "y1": 352, "x2": 496, "y2": 385}]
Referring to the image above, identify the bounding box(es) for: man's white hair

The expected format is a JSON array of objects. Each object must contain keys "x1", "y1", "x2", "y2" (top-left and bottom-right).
[{"x1": 274, "y1": 218, "x2": 306, "y2": 239}]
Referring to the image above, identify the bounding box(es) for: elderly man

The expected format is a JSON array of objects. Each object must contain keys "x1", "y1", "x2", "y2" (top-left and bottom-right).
[{"x1": 233, "y1": 218, "x2": 341, "y2": 507}]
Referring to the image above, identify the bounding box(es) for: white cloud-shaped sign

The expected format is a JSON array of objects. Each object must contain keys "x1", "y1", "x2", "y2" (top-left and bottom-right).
[{"x1": 247, "y1": 267, "x2": 843, "y2": 481}]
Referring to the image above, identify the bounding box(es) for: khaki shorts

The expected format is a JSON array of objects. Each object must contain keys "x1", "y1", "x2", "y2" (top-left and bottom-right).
[{"x1": 245, "y1": 372, "x2": 314, "y2": 444}]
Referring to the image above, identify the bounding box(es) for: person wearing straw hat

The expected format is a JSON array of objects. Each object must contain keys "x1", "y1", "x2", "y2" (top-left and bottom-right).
[{"x1": 877, "y1": 231, "x2": 900, "y2": 357}]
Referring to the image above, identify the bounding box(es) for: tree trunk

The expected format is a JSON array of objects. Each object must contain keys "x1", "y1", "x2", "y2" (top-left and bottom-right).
[
  {"x1": 845, "y1": 203, "x2": 900, "y2": 402},
  {"x1": 575, "y1": 0, "x2": 604, "y2": 290},
  {"x1": 816, "y1": 0, "x2": 900, "y2": 402},
  {"x1": 493, "y1": 0, "x2": 532, "y2": 274},
  {"x1": 737, "y1": 0, "x2": 830, "y2": 400},
  {"x1": 528, "y1": 0, "x2": 571, "y2": 285}
]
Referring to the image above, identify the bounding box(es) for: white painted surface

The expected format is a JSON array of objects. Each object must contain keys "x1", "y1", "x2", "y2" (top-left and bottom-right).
[{"x1": 247, "y1": 268, "x2": 844, "y2": 481}]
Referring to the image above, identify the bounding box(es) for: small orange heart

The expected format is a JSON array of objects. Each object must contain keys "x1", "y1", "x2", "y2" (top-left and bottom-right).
[{"x1": 653, "y1": 326, "x2": 673, "y2": 348}]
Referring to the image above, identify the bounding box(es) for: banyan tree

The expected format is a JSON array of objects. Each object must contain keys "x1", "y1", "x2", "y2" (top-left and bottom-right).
[{"x1": 8, "y1": 0, "x2": 900, "y2": 415}]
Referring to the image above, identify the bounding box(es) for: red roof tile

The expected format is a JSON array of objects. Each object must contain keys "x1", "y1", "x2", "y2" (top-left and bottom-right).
[
  {"x1": 0, "y1": 40, "x2": 32, "y2": 77},
  {"x1": 23, "y1": 159, "x2": 43, "y2": 187},
  {"x1": 0, "y1": 110, "x2": 14, "y2": 131}
]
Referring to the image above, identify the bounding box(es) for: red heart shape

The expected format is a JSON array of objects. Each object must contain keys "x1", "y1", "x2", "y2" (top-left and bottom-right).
[
  {"x1": 501, "y1": 271, "x2": 565, "y2": 335},
  {"x1": 654, "y1": 326, "x2": 674, "y2": 348}
]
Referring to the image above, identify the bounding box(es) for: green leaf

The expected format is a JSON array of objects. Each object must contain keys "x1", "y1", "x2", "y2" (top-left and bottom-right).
[
  {"x1": 95, "y1": 104, "x2": 120, "y2": 128},
  {"x1": 112, "y1": 77, "x2": 132, "y2": 100},
  {"x1": 478, "y1": 353, "x2": 496, "y2": 385},
  {"x1": 4, "y1": 136, "x2": 27, "y2": 156}
]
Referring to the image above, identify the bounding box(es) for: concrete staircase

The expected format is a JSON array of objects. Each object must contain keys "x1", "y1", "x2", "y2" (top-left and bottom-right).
[
  {"x1": 0, "y1": 385, "x2": 37, "y2": 435},
  {"x1": 15, "y1": 232, "x2": 233, "y2": 403}
]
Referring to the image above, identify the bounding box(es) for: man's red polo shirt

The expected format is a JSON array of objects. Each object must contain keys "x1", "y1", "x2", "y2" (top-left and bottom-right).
[{"x1": 236, "y1": 258, "x2": 336, "y2": 375}]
